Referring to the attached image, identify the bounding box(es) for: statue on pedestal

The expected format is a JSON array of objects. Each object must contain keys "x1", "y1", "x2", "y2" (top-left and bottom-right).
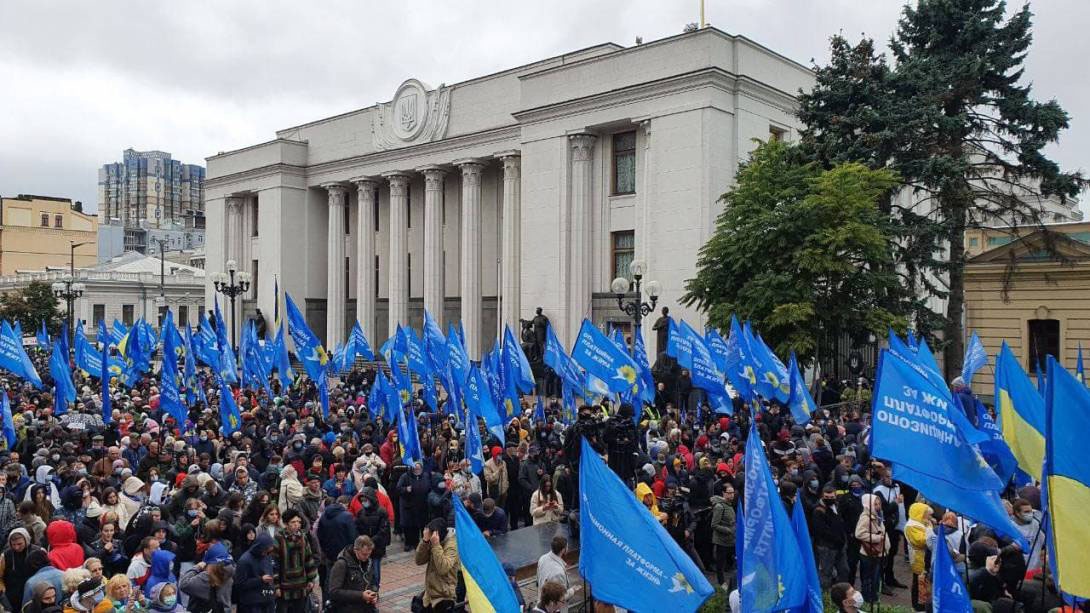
[
  {"x1": 253, "y1": 308, "x2": 268, "y2": 339},
  {"x1": 652, "y1": 306, "x2": 671, "y2": 357},
  {"x1": 519, "y1": 307, "x2": 551, "y2": 366}
]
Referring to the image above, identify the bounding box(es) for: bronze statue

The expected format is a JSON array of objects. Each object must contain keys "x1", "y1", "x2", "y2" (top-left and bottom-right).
[{"x1": 652, "y1": 306, "x2": 670, "y2": 356}]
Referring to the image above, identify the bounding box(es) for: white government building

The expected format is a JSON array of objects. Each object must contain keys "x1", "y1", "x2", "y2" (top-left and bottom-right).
[{"x1": 204, "y1": 28, "x2": 814, "y2": 359}]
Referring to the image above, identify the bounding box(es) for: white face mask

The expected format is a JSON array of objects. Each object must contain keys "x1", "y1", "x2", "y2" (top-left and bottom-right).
[{"x1": 852, "y1": 590, "x2": 865, "y2": 608}]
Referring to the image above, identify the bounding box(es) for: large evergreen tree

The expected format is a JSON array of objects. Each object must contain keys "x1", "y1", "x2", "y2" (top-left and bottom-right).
[
  {"x1": 681, "y1": 140, "x2": 902, "y2": 365},
  {"x1": 799, "y1": 0, "x2": 1084, "y2": 378},
  {"x1": 0, "y1": 282, "x2": 64, "y2": 335}
]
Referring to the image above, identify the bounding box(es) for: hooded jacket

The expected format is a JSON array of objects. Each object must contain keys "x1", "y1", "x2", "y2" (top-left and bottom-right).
[
  {"x1": 316, "y1": 503, "x2": 356, "y2": 563},
  {"x1": 24, "y1": 467, "x2": 60, "y2": 509},
  {"x1": 854, "y1": 493, "x2": 890, "y2": 557},
  {"x1": 635, "y1": 482, "x2": 665, "y2": 523},
  {"x1": 44, "y1": 521, "x2": 83, "y2": 571},
  {"x1": 142, "y1": 549, "x2": 177, "y2": 598},
  {"x1": 353, "y1": 491, "x2": 390, "y2": 559},
  {"x1": 904, "y1": 502, "x2": 934, "y2": 575},
  {"x1": 233, "y1": 533, "x2": 276, "y2": 608},
  {"x1": 277, "y1": 466, "x2": 304, "y2": 514},
  {"x1": 0, "y1": 528, "x2": 41, "y2": 611}
]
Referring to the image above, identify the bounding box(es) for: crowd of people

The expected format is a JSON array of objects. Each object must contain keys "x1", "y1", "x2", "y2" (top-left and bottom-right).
[{"x1": 0, "y1": 340, "x2": 1064, "y2": 613}]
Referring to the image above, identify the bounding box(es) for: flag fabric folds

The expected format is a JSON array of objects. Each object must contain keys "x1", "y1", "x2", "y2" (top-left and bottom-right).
[
  {"x1": 789, "y1": 495, "x2": 823, "y2": 613},
  {"x1": 931, "y1": 525, "x2": 973, "y2": 612},
  {"x1": 36, "y1": 321, "x2": 50, "y2": 352},
  {"x1": 100, "y1": 340, "x2": 111, "y2": 424},
  {"x1": 740, "y1": 423, "x2": 806, "y2": 612},
  {"x1": 49, "y1": 332, "x2": 75, "y2": 416},
  {"x1": 453, "y1": 496, "x2": 521, "y2": 613},
  {"x1": 871, "y1": 349, "x2": 1026, "y2": 547},
  {"x1": 962, "y1": 332, "x2": 988, "y2": 386},
  {"x1": 544, "y1": 325, "x2": 582, "y2": 391},
  {"x1": 1043, "y1": 357, "x2": 1090, "y2": 598},
  {"x1": 994, "y1": 342, "x2": 1046, "y2": 482},
  {"x1": 466, "y1": 365, "x2": 504, "y2": 445},
  {"x1": 503, "y1": 325, "x2": 535, "y2": 394},
  {"x1": 159, "y1": 311, "x2": 188, "y2": 425},
  {"x1": 571, "y1": 319, "x2": 638, "y2": 395},
  {"x1": 396, "y1": 405, "x2": 422, "y2": 465},
  {"x1": 578, "y1": 438, "x2": 713, "y2": 612},
  {"x1": 786, "y1": 352, "x2": 815, "y2": 425},
  {"x1": 218, "y1": 378, "x2": 242, "y2": 436},
  {"x1": 0, "y1": 321, "x2": 42, "y2": 388},
  {"x1": 0, "y1": 392, "x2": 13, "y2": 449}
]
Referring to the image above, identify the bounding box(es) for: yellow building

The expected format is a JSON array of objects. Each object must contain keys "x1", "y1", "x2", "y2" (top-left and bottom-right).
[
  {"x1": 0, "y1": 195, "x2": 97, "y2": 275},
  {"x1": 964, "y1": 221, "x2": 1090, "y2": 395}
]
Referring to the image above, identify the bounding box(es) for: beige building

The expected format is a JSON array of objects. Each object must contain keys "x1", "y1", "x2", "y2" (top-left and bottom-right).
[
  {"x1": 0, "y1": 195, "x2": 97, "y2": 275},
  {"x1": 964, "y1": 221, "x2": 1090, "y2": 395}
]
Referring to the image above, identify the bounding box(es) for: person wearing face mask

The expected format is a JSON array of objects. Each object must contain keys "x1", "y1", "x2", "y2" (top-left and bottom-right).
[
  {"x1": 1010, "y1": 498, "x2": 1043, "y2": 572},
  {"x1": 811, "y1": 485, "x2": 848, "y2": 589},
  {"x1": 838, "y1": 475, "x2": 867, "y2": 585},
  {"x1": 709, "y1": 482, "x2": 736, "y2": 587},
  {"x1": 829, "y1": 582, "x2": 865, "y2": 613},
  {"x1": 450, "y1": 459, "x2": 481, "y2": 499},
  {"x1": 352, "y1": 488, "x2": 389, "y2": 588}
]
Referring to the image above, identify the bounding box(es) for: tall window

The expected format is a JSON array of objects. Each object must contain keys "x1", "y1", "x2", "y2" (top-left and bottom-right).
[
  {"x1": 54, "y1": 215, "x2": 63, "y2": 229},
  {"x1": 251, "y1": 196, "x2": 259, "y2": 236},
  {"x1": 93, "y1": 304, "x2": 106, "y2": 327},
  {"x1": 374, "y1": 199, "x2": 380, "y2": 232},
  {"x1": 344, "y1": 201, "x2": 351, "y2": 234},
  {"x1": 612, "y1": 131, "x2": 637, "y2": 195},
  {"x1": 612, "y1": 231, "x2": 635, "y2": 280},
  {"x1": 40, "y1": 213, "x2": 49, "y2": 227},
  {"x1": 251, "y1": 260, "x2": 259, "y2": 298},
  {"x1": 178, "y1": 305, "x2": 189, "y2": 326},
  {"x1": 1027, "y1": 319, "x2": 1060, "y2": 369},
  {"x1": 122, "y1": 305, "x2": 134, "y2": 326}
]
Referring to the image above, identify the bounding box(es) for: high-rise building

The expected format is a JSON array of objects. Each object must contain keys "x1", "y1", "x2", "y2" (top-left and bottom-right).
[{"x1": 97, "y1": 149, "x2": 206, "y2": 261}]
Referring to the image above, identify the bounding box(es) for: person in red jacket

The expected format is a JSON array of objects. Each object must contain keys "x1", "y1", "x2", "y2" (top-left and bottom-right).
[
  {"x1": 348, "y1": 477, "x2": 395, "y2": 525},
  {"x1": 378, "y1": 431, "x2": 399, "y2": 471},
  {"x1": 44, "y1": 520, "x2": 83, "y2": 571}
]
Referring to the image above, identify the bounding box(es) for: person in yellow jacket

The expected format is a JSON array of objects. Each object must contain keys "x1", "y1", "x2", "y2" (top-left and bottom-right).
[
  {"x1": 904, "y1": 501, "x2": 934, "y2": 610},
  {"x1": 635, "y1": 482, "x2": 666, "y2": 524}
]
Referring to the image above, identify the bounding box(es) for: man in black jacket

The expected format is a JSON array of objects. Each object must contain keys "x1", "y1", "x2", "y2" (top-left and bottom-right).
[
  {"x1": 811, "y1": 485, "x2": 848, "y2": 588},
  {"x1": 353, "y1": 488, "x2": 390, "y2": 588},
  {"x1": 327, "y1": 536, "x2": 377, "y2": 613}
]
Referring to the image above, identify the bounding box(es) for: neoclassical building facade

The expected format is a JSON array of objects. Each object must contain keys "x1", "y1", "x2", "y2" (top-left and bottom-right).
[{"x1": 203, "y1": 28, "x2": 814, "y2": 359}]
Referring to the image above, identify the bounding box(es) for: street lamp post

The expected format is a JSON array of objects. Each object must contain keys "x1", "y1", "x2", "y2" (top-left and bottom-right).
[
  {"x1": 52, "y1": 240, "x2": 88, "y2": 348},
  {"x1": 610, "y1": 259, "x2": 661, "y2": 351},
  {"x1": 153, "y1": 239, "x2": 167, "y2": 325},
  {"x1": 211, "y1": 260, "x2": 250, "y2": 352}
]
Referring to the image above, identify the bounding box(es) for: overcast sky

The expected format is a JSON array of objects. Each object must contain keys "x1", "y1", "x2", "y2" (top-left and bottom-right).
[{"x1": 1, "y1": 0, "x2": 1086, "y2": 211}]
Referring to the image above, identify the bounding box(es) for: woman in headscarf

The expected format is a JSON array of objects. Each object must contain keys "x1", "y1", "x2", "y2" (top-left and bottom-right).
[
  {"x1": 904, "y1": 501, "x2": 935, "y2": 611},
  {"x1": 277, "y1": 466, "x2": 303, "y2": 514},
  {"x1": 23, "y1": 467, "x2": 61, "y2": 510},
  {"x1": 854, "y1": 493, "x2": 890, "y2": 605}
]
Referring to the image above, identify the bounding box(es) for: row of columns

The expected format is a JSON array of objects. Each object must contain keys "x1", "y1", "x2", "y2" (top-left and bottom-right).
[{"x1": 319, "y1": 154, "x2": 521, "y2": 358}]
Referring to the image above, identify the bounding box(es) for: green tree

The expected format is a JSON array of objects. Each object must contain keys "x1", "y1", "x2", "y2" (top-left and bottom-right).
[
  {"x1": 681, "y1": 140, "x2": 904, "y2": 365},
  {"x1": 0, "y1": 282, "x2": 64, "y2": 336},
  {"x1": 799, "y1": 0, "x2": 1085, "y2": 378}
]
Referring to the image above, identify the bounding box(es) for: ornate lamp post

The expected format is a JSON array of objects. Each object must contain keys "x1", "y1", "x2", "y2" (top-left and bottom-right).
[
  {"x1": 610, "y1": 259, "x2": 661, "y2": 350},
  {"x1": 52, "y1": 240, "x2": 88, "y2": 347},
  {"x1": 211, "y1": 259, "x2": 250, "y2": 352}
]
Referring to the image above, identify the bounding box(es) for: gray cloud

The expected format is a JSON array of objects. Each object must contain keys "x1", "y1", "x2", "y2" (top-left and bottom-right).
[{"x1": 0, "y1": 1, "x2": 1085, "y2": 211}]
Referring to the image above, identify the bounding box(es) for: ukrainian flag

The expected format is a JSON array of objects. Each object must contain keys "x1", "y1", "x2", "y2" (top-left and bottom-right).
[
  {"x1": 453, "y1": 496, "x2": 520, "y2": 612},
  {"x1": 1044, "y1": 357, "x2": 1090, "y2": 598},
  {"x1": 994, "y1": 342, "x2": 1046, "y2": 481}
]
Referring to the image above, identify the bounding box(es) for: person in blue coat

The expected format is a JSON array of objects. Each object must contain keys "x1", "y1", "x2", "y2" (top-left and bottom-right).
[
  {"x1": 317, "y1": 497, "x2": 358, "y2": 568},
  {"x1": 232, "y1": 533, "x2": 277, "y2": 613}
]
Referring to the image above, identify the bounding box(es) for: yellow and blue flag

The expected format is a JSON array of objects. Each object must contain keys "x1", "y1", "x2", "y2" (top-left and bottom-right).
[
  {"x1": 995, "y1": 342, "x2": 1045, "y2": 482},
  {"x1": 724, "y1": 316, "x2": 755, "y2": 400},
  {"x1": 579, "y1": 437, "x2": 714, "y2": 612},
  {"x1": 453, "y1": 496, "x2": 520, "y2": 613},
  {"x1": 571, "y1": 319, "x2": 638, "y2": 395},
  {"x1": 218, "y1": 377, "x2": 241, "y2": 436},
  {"x1": 285, "y1": 293, "x2": 328, "y2": 383},
  {"x1": 1043, "y1": 356, "x2": 1090, "y2": 598}
]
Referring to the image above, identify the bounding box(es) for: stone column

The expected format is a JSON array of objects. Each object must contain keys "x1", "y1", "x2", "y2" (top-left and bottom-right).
[
  {"x1": 456, "y1": 159, "x2": 485, "y2": 359},
  {"x1": 568, "y1": 134, "x2": 596, "y2": 342},
  {"x1": 224, "y1": 196, "x2": 244, "y2": 268},
  {"x1": 498, "y1": 151, "x2": 521, "y2": 332},
  {"x1": 418, "y1": 166, "x2": 447, "y2": 322},
  {"x1": 352, "y1": 178, "x2": 378, "y2": 347},
  {"x1": 384, "y1": 172, "x2": 411, "y2": 333},
  {"x1": 322, "y1": 183, "x2": 348, "y2": 348}
]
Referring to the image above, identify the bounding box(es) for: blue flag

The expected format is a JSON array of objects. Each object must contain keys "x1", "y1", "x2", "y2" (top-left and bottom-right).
[
  {"x1": 0, "y1": 321, "x2": 41, "y2": 388},
  {"x1": 533, "y1": 395, "x2": 545, "y2": 423},
  {"x1": 218, "y1": 378, "x2": 242, "y2": 436},
  {"x1": 741, "y1": 423, "x2": 807, "y2": 612},
  {"x1": 1036, "y1": 359, "x2": 1046, "y2": 395},
  {"x1": 351, "y1": 320, "x2": 376, "y2": 361},
  {"x1": 744, "y1": 325, "x2": 791, "y2": 404},
  {"x1": 666, "y1": 317, "x2": 693, "y2": 369},
  {"x1": 503, "y1": 325, "x2": 535, "y2": 394},
  {"x1": 1043, "y1": 357, "x2": 1090, "y2": 598},
  {"x1": 464, "y1": 405, "x2": 486, "y2": 474},
  {"x1": 962, "y1": 332, "x2": 988, "y2": 386},
  {"x1": 789, "y1": 495, "x2": 822, "y2": 613},
  {"x1": 285, "y1": 293, "x2": 328, "y2": 383},
  {"x1": 871, "y1": 349, "x2": 1026, "y2": 548},
  {"x1": 36, "y1": 321, "x2": 50, "y2": 352},
  {"x1": 932, "y1": 525, "x2": 972, "y2": 612},
  {"x1": 578, "y1": 438, "x2": 713, "y2": 612},
  {"x1": 571, "y1": 319, "x2": 638, "y2": 395},
  {"x1": 787, "y1": 352, "x2": 815, "y2": 425},
  {"x1": 724, "y1": 316, "x2": 754, "y2": 400},
  {"x1": 974, "y1": 398, "x2": 1018, "y2": 486},
  {"x1": 367, "y1": 371, "x2": 389, "y2": 420},
  {"x1": 212, "y1": 300, "x2": 238, "y2": 384},
  {"x1": 0, "y1": 392, "x2": 13, "y2": 449},
  {"x1": 396, "y1": 405, "x2": 422, "y2": 465},
  {"x1": 159, "y1": 311, "x2": 188, "y2": 425},
  {"x1": 100, "y1": 340, "x2": 111, "y2": 424},
  {"x1": 453, "y1": 496, "x2": 522, "y2": 612},
  {"x1": 422, "y1": 311, "x2": 448, "y2": 374},
  {"x1": 705, "y1": 328, "x2": 729, "y2": 373},
  {"x1": 272, "y1": 324, "x2": 294, "y2": 391},
  {"x1": 466, "y1": 364, "x2": 504, "y2": 445},
  {"x1": 49, "y1": 331, "x2": 75, "y2": 416},
  {"x1": 544, "y1": 324, "x2": 582, "y2": 390},
  {"x1": 447, "y1": 323, "x2": 470, "y2": 384}
]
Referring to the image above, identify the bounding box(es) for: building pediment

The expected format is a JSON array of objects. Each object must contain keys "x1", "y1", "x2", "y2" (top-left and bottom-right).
[
  {"x1": 371, "y1": 79, "x2": 451, "y2": 151},
  {"x1": 968, "y1": 229, "x2": 1090, "y2": 264}
]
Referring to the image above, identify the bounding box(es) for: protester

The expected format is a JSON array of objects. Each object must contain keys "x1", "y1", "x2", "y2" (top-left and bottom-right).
[
  {"x1": 414, "y1": 518, "x2": 457, "y2": 612},
  {"x1": 326, "y1": 535, "x2": 377, "y2": 613}
]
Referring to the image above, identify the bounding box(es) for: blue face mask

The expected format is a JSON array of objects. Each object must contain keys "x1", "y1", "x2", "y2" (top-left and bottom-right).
[
  {"x1": 162, "y1": 595, "x2": 177, "y2": 607},
  {"x1": 187, "y1": 509, "x2": 199, "y2": 518}
]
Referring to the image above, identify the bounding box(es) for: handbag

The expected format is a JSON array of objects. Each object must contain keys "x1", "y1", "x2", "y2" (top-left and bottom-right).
[{"x1": 411, "y1": 592, "x2": 426, "y2": 613}]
